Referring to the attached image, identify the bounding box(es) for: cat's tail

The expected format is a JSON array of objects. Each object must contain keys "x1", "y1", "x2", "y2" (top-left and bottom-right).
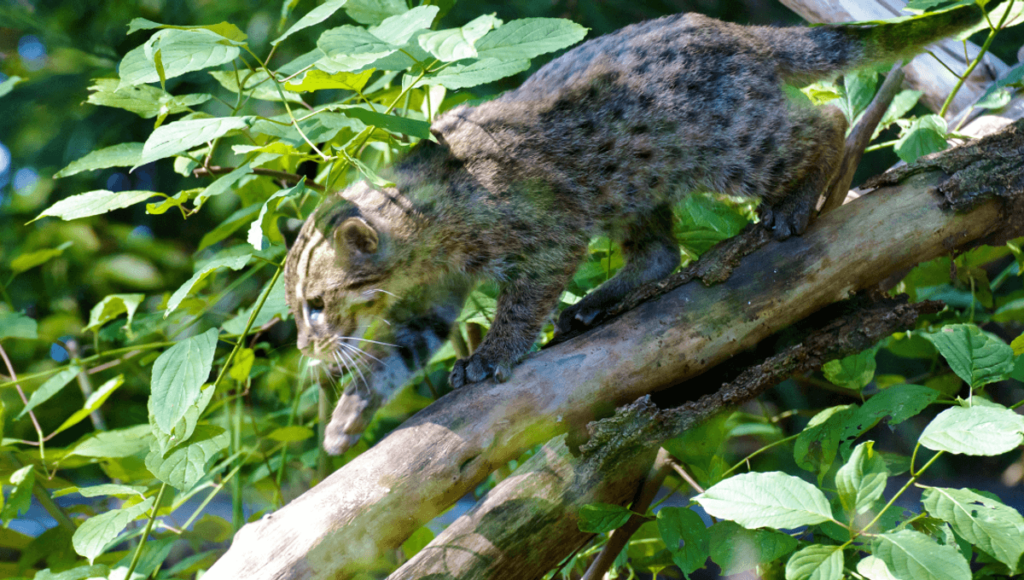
[{"x1": 757, "y1": 2, "x2": 989, "y2": 84}]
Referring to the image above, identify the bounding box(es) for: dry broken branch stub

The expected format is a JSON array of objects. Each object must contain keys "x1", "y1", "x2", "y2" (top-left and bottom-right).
[{"x1": 206, "y1": 114, "x2": 1024, "y2": 580}]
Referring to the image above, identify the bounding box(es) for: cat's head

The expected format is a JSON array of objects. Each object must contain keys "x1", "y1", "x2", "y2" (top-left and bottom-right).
[{"x1": 283, "y1": 186, "x2": 407, "y2": 364}]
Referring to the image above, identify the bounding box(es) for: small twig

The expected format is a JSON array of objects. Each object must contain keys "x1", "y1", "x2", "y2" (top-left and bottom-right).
[
  {"x1": 65, "y1": 340, "x2": 106, "y2": 431},
  {"x1": 193, "y1": 166, "x2": 326, "y2": 192},
  {"x1": 581, "y1": 448, "x2": 673, "y2": 580},
  {"x1": 0, "y1": 343, "x2": 47, "y2": 459},
  {"x1": 669, "y1": 460, "x2": 705, "y2": 494},
  {"x1": 819, "y1": 62, "x2": 905, "y2": 215}
]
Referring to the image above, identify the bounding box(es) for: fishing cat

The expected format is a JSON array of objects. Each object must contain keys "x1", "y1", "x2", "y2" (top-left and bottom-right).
[{"x1": 285, "y1": 4, "x2": 985, "y2": 454}]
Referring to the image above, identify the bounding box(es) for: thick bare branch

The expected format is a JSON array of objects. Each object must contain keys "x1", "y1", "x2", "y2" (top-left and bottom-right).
[{"x1": 205, "y1": 114, "x2": 1024, "y2": 580}]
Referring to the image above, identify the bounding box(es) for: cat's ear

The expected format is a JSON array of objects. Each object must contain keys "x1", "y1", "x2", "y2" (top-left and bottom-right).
[
  {"x1": 335, "y1": 217, "x2": 379, "y2": 255},
  {"x1": 277, "y1": 217, "x2": 304, "y2": 249}
]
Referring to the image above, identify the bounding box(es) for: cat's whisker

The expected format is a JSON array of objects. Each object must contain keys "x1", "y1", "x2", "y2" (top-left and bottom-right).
[
  {"x1": 340, "y1": 341, "x2": 384, "y2": 365},
  {"x1": 336, "y1": 348, "x2": 369, "y2": 395},
  {"x1": 339, "y1": 336, "x2": 397, "y2": 348},
  {"x1": 365, "y1": 289, "x2": 398, "y2": 298}
]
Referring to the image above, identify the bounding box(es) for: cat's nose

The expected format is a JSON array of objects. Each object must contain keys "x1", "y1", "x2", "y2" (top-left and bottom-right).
[{"x1": 297, "y1": 330, "x2": 311, "y2": 350}]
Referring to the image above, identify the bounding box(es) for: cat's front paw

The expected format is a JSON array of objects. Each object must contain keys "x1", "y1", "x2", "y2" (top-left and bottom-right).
[
  {"x1": 759, "y1": 195, "x2": 815, "y2": 241},
  {"x1": 323, "y1": 389, "x2": 380, "y2": 455},
  {"x1": 449, "y1": 353, "x2": 512, "y2": 388},
  {"x1": 554, "y1": 301, "x2": 605, "y2": 335}
]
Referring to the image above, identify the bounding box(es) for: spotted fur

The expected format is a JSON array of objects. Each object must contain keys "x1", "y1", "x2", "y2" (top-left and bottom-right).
[{"x1": 285, "y1": 5, "x2": 985, "y2": 454}]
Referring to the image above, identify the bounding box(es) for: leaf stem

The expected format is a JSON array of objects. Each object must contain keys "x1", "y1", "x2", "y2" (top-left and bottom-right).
[
  {"x1": 938, "y1": 0, "x2": 1014, "y2": 119},
  {"x1": 855, "y1": 449, "x2": 943, "y2": 537},
  {"x1": 124, "y1": 482, "x2": 168, "y2": 579}
]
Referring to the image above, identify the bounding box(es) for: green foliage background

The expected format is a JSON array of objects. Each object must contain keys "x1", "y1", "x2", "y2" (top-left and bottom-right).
[{"x1": 0, "y1": 0, "x2": 1022, "y2": 579}]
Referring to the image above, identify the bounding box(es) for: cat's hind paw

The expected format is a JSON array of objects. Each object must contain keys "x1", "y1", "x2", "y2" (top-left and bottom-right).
[{"x1": 449, "y1": 353, "x2": 512, "y2": 388}]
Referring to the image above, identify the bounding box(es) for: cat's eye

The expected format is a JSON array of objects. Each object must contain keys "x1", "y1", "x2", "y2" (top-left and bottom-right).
[{"x1": 306, "y1": 296, "x2": 325, "y2": 320}]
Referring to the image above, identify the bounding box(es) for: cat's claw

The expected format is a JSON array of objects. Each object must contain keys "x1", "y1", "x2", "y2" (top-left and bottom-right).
[{"x1": 450, "y1": 353, "x2": 512, "y2": 388}]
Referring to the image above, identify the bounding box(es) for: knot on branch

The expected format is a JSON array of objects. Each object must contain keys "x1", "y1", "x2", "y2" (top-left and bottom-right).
[{"x1": 864, "y1": 118, "x2": 1024, "y2": 239}]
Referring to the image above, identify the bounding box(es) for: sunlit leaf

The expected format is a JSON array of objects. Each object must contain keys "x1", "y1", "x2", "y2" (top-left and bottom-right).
[
  {"x1": 785, "y1": 544, "x2": 843, "y2": 580},
  {"x1": 0, "y1": 466, "x2": 35, "y2": 526},
  {"x1": 922, "y1": 486, "x2": 1024, "y2": 573},
  {"x1": 208, "y1": 70, "x2": 303, "y2": 103},
  {"x1": 895, "y1": 114, "x2": 948, "y2": 165},
  {"x1": 423, "y1": 57, "x2": 530, "y2": 90},
  {"x1": 284, "y1": 69, "x2": 375, "y2": 93},
  {"x1": 872, "y1": 530, "x2": 970, "y2": 580},
  {"x1": 32, "y1": 190, "x2": 161, "y2": 222},
  {"x1": 344, "y1": 0, "x2": 407, "y2": 25},
  {"x1": 149, "y1": 328, "x2": 219, "y2": 433},
  {"x1": 835, "y1": 441, "x2": 888, "y2": 514},
  {"x1": 86, "y1": 293, "x2": 145, "y2": 333},
  {"x1": 823, "y1": 348, "x2": 877, "y2": 391},
  {"x1": 695, "y1": 472, "x2": 833, "y2": 529},
  {"x1": 55, "y1": 142, "x2": 144, "y2": 178},
  {"x1": 166, "y1": 254, "x2": 251, "y2": 317},
  {"x1": 266, "y1": 426, "x2": 315, "y2": 442},
  {"x1": 86, "y1": 79, "x2": 211, "y2": 119},
  {"x1": 0, "y1": 311, "x2": 37, "y2": 340},
  {"x1": 920, "y1": 404, "x2": 1024, "y2": 455},
  {"x1": 118, "y1": 29, "x2": 242, "y2": 88},
  {"x1": 145, "y1": 424, "x2": 229, "y2": 491},
  {"x1": 709, "y1": 521, "x2": 798, "y2": 575},
  {"x1": 0, "y1": 75, "x2": 24, "y2": 98},
  {"x1": 137, "y1": 116, "x2": 252, "y2": 167},
  {"x1": 248, "y1": 182, "x2": 307, "y2": 251},
  {"x1": 51, "y1": 375, "x2": 125, "y2": 437},
  {"x1": 17, "y1": 366, "x2": 80, "y2": 420},
  {"x1": 53, "y1": 484, "x2": 147, "y2": 499},
  {"x1": 72, "y1": 497, "x2": 154, "y2": 563},
  {"x1": 126, "y1": 18, "x2": 247, "y2": 42},
  {"x1": 274, "y1": 0, "x2": 349, "y2": 45},
  {"x1": 474, "y1": 17, "x2": 588, "y2": 60},
  {"x1": 924, "y1": 324, "x2": 1016, "y2": 387},
  {"x1": 70, "y1": 424, "x2": 153, "y2": 458},
  {"x1": 418, "y1": 13, "x2": 501, "y2": 62}
]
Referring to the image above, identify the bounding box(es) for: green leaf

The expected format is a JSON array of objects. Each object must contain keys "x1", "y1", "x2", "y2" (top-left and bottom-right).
[
  {"x1": 137, "y1": 116, "x2": 252, "y2": 168},
  {"x1": 857, "y1": 555, "x2": 900, "y2": 580},
  {"x1": 794, "y1": 405, "x2": 857, "y2": 478},
  {"x1": 126, "y1": 18, "x2": 247, "y2": 42},
  {"x1": 199, "y1": 203, "x2": 263, "y2": 251},
  {"x1": 274, "y1": 0, "x2": 349, "y2": 45},
  {"x1": 872, "y1": 530, "x2": 970, "y2": 580},
  {"x1": 69, "y1": 424, "x2": 153, "y2": 458},
  {"x1": 208, "y1": 70, "x2": 303, "y2": 103},
  {"x1": 785, "y1": 544, "x2": 844, "y2": 580},
  {"x1": 86, "y1": 293, "x2": 145, "y2": 333},
  {"x1": 317, "y1": 25, "x2": 400, "y2": 72},
  {"x1": 474, "y1": 18, "x2": 588, "y2": 60},
  {"x1": 51, "y1": 375, "x2": 125, "y2": 437},
  {"x1": 33, "y1": 565, "x2": 110, "y2": 580},
  {"x1": 284, "y1": 69, "x2": 374, "y2": 93},
  {"x1": 266, "y1": 426, "x2": 315, "y2": 442},
  {"x1": 17, "y1": 366, "x2": 80, "y2": 420},
  {"x1": 165, "y1": 254, "x2": 251, "y2": 317},
  {"x1": 229, "y1": 347, "x2": 254, "y2": 382},
  {"x1": 925, "y1": 324, "x2": 1017, "y2": 387},
  {"x1": 0, "y1": 466, "x2": 35, "y2": 526},
  {"x1": 1013, "y1": 334, "x2": 1024, "y2": 357},
  {"x1": 53, "y1": 484, "x2": 147, "y2": 499},
  {"x1": 55, "y1": 142, "x2": 145, "y2": 178},
  {"x1": 149, "y1": 328, "x2": 219, "y2": 433},
  {"x1": 920, "y1": 404, "x2": 1024, "y2": 455},
  {"x1": 0, "y1": 75, "x2": 24, "y2": 98},
  {"x1": 192, "y1": 152, "x2": 280, "y2": 210},
  {"x1": 145, "y1": 425, "x2": 229, "y2": 491},
  {"x1": 424, "y1": 57, "x2": 531, "y2": 90},
  {"x1": 0, "y1": 311, "x2": 37, "y2": 340},
  {"x1": 838, "y1": 68, "x2": 877, "y2": 124},
  {"x1": 370, "y1": 5, "x2": 439, "y2": 46},
  {"x1": 221, "y1": 275, "x2": 290, "y2": 334},
  {"x1": 248, "y1": 182, "x2": 307, "y2": 251},
  {"x1": 922, "y1": 486, "x2": 1024, "y2": 573},
  {"x1": 329, "y1": 105, "x2": 432, "y2": 139},
  {"x1": 578, "y1": 502, "x2": 632, "y2": 533},
  {"x1": 151, "y1": 384, "x2": 216, "y2": 454},
  {"x1": 72, "y1": 497, "x2": 154, "y2": 563},
  {"x1": 895, "y1": 114, "x2": 948, "y2": 165},
  {"x1": 823, "y1": 348, "x2": 877, "y2": 391},
  {"x1": 10, "y1": 241, "x2": 74, "y2": 273},
  {"x1": 343, "y1": 0, "x2": 407, "y2": 25},
  {"x1": 118, "y1": 28, "x2": 242, "y2": 87},
  {"x1": 402, "y1": 526, "x2": 435, "y2": 559},
  {"x1": 695, "y1": 472, "x2": 833, "y2": 529},
  {"x1": 709, "y1": 521, "x2": 798, "y2": 575},
  {"x1": 657, "y1": 507, "x2": 709, "y2": 575},
  {"x1": 836, "y1": 441, "x2": 888, "y2": 515},
  {"x1": 874, "y1": 90, "x2": 923, "y2": 139},
  {"x1": 418, "y1": 13, "x2": 501, "y2": 62},
  {"x1": 32, "y1": 190, "x2": 161, "y2": 222},
  {"x1": 85, "y1": 79, "x2": 211, "y2": 119}
]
